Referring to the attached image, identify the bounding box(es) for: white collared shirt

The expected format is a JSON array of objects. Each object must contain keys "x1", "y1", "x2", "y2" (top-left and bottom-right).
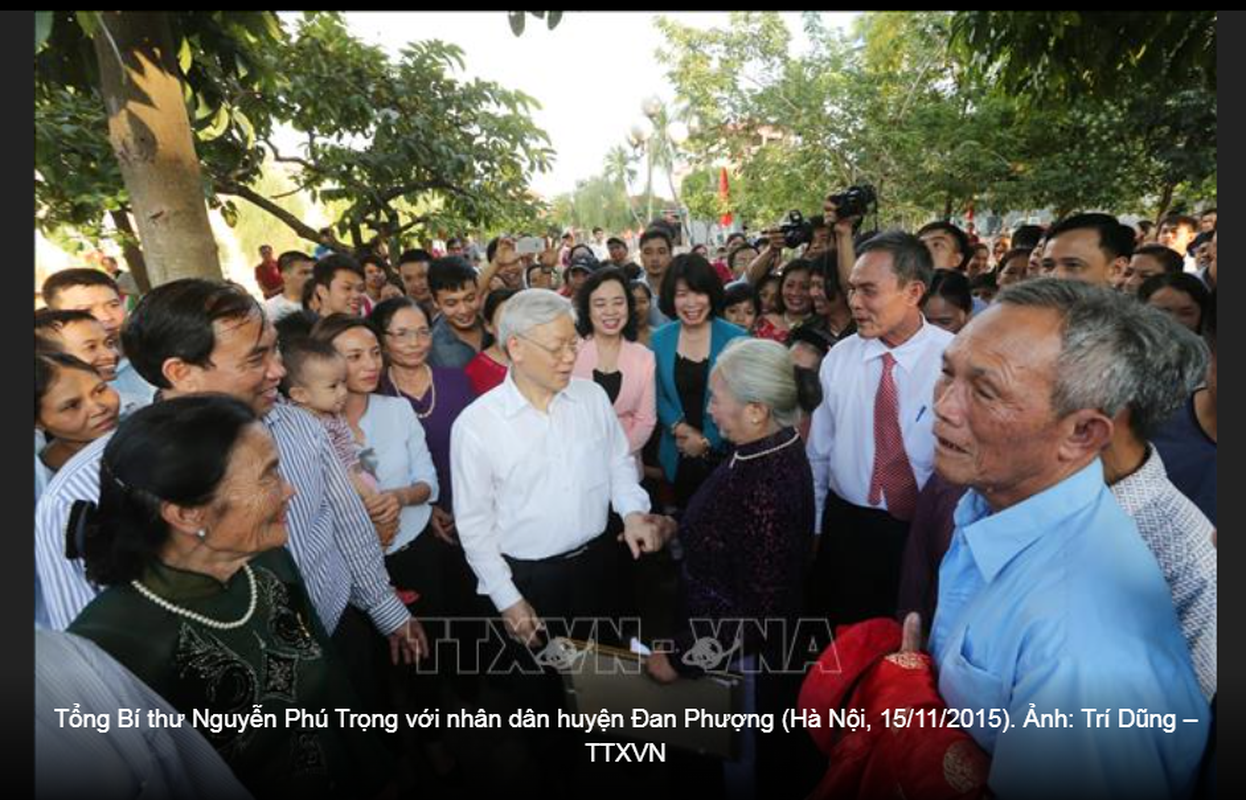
[
  {"x1": 807, "y1": 319, "x2": 954, "y2": 525},
  {"x1": 450, "y1": 374, "x2": 651, "y2": 612}
]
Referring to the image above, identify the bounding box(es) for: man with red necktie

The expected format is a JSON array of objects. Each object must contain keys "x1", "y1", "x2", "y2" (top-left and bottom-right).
[{"x1": 806, "y1": 230, "x2": 953, "y2": 627}]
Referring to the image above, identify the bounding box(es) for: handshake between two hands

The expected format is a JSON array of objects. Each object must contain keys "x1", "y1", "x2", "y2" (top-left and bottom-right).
[{"x1": 618, "y1": 512, "x2": 678, "y2": 559}]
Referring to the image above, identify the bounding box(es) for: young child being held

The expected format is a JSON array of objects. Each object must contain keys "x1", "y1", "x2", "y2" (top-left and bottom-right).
[{"x1": 281, "y1": 338, "x2": 398, "y2": 547}]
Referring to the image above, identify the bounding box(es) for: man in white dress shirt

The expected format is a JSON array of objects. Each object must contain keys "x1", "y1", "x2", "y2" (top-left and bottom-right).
[
  {"x1": 806, "y1": 230, "x2": 953, "y2": 625},
  {"x1": 451, "y1": 289, "x2": 674, "y2": 651}
]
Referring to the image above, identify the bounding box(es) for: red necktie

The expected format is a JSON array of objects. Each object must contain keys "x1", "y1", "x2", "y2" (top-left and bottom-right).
[{"x1": 869, "y1": 353, "x2": 919, "y2": 521}]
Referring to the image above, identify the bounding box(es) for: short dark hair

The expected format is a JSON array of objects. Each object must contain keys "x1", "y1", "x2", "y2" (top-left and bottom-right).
[
  {"x1": 369, "y1": 295, "x2": 429, "y2": 345},
  {"x1": 525, "y1": 261, "x2": 550, "y2": 285},
  {"x1": 397, "y1": 249, "x2": 433, "y2": 267},
  {"x1": 659, "y1": 254, "x2": 725, "y2": 320},
  {"x1": 1010, "y1": 224, "x2": 1045, "y2": 252},
  {"x1": 310, "y1": 312, "x2": 377, "y2": 348},
  {"x1": 427, "y1": 256, "x2": 478, "y2": 297},
  {"x1": 639, "y1": 226, "x2": 673, "y2": 252},
  {"x1": 1160, "y1": 214, "x2": 1198, "y2": 232},
  {"x1": 856, "y1": 230, "x2": 935, "y2": 289},
  {"x1": 1137, "y1": 272, "x2": 1211, "y2": 334},
  {"x1": 592, "y1": 227, "x2": 604, "y2": 234},
  {"x1": 34, "y1": 308, "x2": 100, "y2": 345},
  {"x1": 997, "y1": 248, "x2": 1033, "y2": 273},
  {"x1": 280, "y1": 337, "x2": 343, "y2": 395},
  {"x1": 76, "y1": 395, "x2": 259, "y2": 585},
  {"x1": 41, "y1": 269, "x2": 120, "y2": 307},
  {"x1": 1133, "y1": 245, "x2": 1184, "y2": 276},
  {"x1": 357, "y1": 251, "x2": 392, "y2": 274},
  {"x1": 809, "y1": 251, "x2": 844, "y2": 300},
  {"x1": 275, "y1": 309, "x2": 318, "y2": 351},
  {"x1": 1046, "y1": 213, "x2": 1135, "y2": 261},
  {"x1": 723, "y1": 281, "x2": 756, "y2": 311},
  {"x1": 574, "y1": 267, "x2": 637, "y2": 341},
  {"x1": 786, "y1": 324, "x2": 834, "y2": 358},
  {"x1": 482, "y1": 287, "x2": 520, "y2": 329},
  {"x1": 300, "y1": 278, "x2": 319, "y2": 311},
  {"x1": 486, "y1": 237, "x2": 502, "y2": 264},
  {"x1": 312, "y1": 253, "x2": 365, "y2": 295},
  {"x1": 277, "y1": 251, "x2": 313, "y2": 274},
  {"x1": 122, "y1": 280, "x2": 261, "y2": 389},
  {"x1": 924, "y1": 269, "x2": 973, "y2": 314},
  {"x1": 36, "y1": 351, "x2": 100, "y2": 422},
  {"x1": 755, "y1": 273, "x2": 781, "y2": 316},
  {"x1": 917, "y1": 221, "x2": 971, "y2": 271},
  {"x1": 970, "y1": 272, "x2": 998, "y2": 291}
]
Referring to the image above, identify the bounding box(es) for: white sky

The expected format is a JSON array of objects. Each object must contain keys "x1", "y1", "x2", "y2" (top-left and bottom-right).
[{"x1": 276, "y1": 11, "x2": 859, "y2": 199}]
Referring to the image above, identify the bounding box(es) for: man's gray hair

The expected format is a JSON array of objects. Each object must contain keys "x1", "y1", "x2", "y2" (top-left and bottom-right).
[
  {"x1": 713, "y1": 338, "x2": 800, "y2": 428},
  {"x1": 996, "y1": 278, "x2": 1208, "y2": 439},
  {"x1": 498, "y1": 289, "x2": 573, "y2": 358}
]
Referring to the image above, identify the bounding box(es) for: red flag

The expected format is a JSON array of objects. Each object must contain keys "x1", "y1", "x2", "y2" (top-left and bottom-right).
[{"x1": 719, "y1": 167, "x2": 733, "y2": 227}]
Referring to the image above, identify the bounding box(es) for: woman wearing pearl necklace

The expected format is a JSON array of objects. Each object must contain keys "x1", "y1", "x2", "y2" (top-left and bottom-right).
[
  {"x1": 644, "y1": 338, "x2": 820, "y2": 799},
  {"x1": 69, "y1": 395, "x2": 400, "y2": 799}
]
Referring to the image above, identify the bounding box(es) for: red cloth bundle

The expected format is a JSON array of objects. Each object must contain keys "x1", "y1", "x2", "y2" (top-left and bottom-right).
[{"x1": 799, "y1": 617, "x2": 991, "y2": 800}]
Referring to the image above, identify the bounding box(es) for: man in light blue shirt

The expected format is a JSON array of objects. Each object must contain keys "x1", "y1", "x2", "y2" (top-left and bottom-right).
[{"x1": 928, "y1": 279, "x2": 1208, "y2": 800}]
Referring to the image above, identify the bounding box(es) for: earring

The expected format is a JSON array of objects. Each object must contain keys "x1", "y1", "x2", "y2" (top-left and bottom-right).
[{"x1": 195, "y1": 529, "x2": 207, "y2": 540}]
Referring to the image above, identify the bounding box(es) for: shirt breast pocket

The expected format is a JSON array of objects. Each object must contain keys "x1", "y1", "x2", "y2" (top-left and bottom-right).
[{"x1": 941, "y1": 643, "x2": 1008, "y2": 730}]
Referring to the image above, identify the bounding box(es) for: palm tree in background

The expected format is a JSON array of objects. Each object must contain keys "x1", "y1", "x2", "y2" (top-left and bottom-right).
[{"x1": 603, "y1": 145, "x2": 644, "y2": 227}]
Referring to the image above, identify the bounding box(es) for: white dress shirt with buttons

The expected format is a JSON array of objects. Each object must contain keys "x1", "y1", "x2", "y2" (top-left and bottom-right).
[
  {"x1": 807, "y1": 319, "x2": 954, "y2": 526},
  {"x1": 450, "y1": 374, "x2": 651, "y2": 612}
]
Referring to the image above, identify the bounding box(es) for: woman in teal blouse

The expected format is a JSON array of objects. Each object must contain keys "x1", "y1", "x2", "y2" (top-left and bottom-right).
[
  {"x1": 651, "y1": 253, "x2": 748, "y2": 509},
  {"x1": 68, "y1": 395, "x2": 394, "y2": 800}
]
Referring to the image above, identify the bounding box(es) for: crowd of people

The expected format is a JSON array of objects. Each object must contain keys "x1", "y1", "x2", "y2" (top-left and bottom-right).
[{"x1": 34, "y1": 197, "x2": 1216, "y2": 800}]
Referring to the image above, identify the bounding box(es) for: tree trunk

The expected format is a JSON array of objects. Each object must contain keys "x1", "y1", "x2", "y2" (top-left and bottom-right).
[
  {"x1": 1154, "y1": 183, "x2": 1175, "y2": 224},
  {"x1": 93, "y1": 12, "x2": 221, "y2": 286},
  {"x1": 943, "y1": 193, "x2": 953, "y2": 221},
  {"x1": 109, "y1": 207, "x2": 151, "y2": 292}
]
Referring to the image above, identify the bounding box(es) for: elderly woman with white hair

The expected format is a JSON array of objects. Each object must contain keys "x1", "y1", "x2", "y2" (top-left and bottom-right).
[{"x1": 644, "y1": 337, "x2": 819, "y2": 796}]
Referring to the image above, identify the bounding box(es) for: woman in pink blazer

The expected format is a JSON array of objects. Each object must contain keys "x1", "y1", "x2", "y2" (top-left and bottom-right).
[{"x1": 571, "y1": 267, "x2": 658, "y2": 474}]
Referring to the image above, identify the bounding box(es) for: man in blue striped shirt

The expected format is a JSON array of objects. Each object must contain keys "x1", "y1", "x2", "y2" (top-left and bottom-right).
[{"x1": 34, "y1": 280, "x2": 424, "y2": 665}]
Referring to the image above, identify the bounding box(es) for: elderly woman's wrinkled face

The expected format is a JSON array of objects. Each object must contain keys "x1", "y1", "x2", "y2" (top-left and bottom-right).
[
  {"x1": 708, "y1": 369, "x2": 760, "y2": 445},
  {"x1": 931, "y1": 305, "x2": 1070, "y2": 511},
  {"x1": 202, "y1": 424, "x2": 295, "y2": 556}
]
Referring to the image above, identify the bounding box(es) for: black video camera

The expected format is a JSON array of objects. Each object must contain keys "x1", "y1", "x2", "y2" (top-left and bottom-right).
[
  {"x1": 779, "y1": 210, "x2": 814, "y2": 250},
  {"x1": 827, "y1": 184, "x2": 877, "y2": 221}
]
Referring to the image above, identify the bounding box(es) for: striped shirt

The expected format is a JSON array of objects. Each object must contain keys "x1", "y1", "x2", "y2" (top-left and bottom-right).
[{"x1": 34, "y1": 401, "x2": 409, "y2": 636}]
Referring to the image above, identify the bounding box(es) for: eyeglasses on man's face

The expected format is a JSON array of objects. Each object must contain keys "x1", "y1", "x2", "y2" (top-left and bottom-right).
[{"x1": 517, "y1": 332, "x2": 579, "y2": 359}]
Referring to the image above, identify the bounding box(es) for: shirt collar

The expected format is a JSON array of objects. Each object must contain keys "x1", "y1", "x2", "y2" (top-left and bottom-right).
[
  {"x1": 141, "y1": 558, "x2": 249, "y2": 599},
  {"x1": 497, "y1": 371, "x2": 578, "y2": 419},
  {"x1": 954, "y1": 458, "x2": 1107, "y2": 583},
  {"x1": 859, "y1": 317, "x2": 936, "y2": 370}
]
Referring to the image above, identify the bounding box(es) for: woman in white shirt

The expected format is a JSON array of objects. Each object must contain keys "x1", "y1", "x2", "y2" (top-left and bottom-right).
[{"x1": 310, "y1": 313, "x2": 455, "y2": 775}]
